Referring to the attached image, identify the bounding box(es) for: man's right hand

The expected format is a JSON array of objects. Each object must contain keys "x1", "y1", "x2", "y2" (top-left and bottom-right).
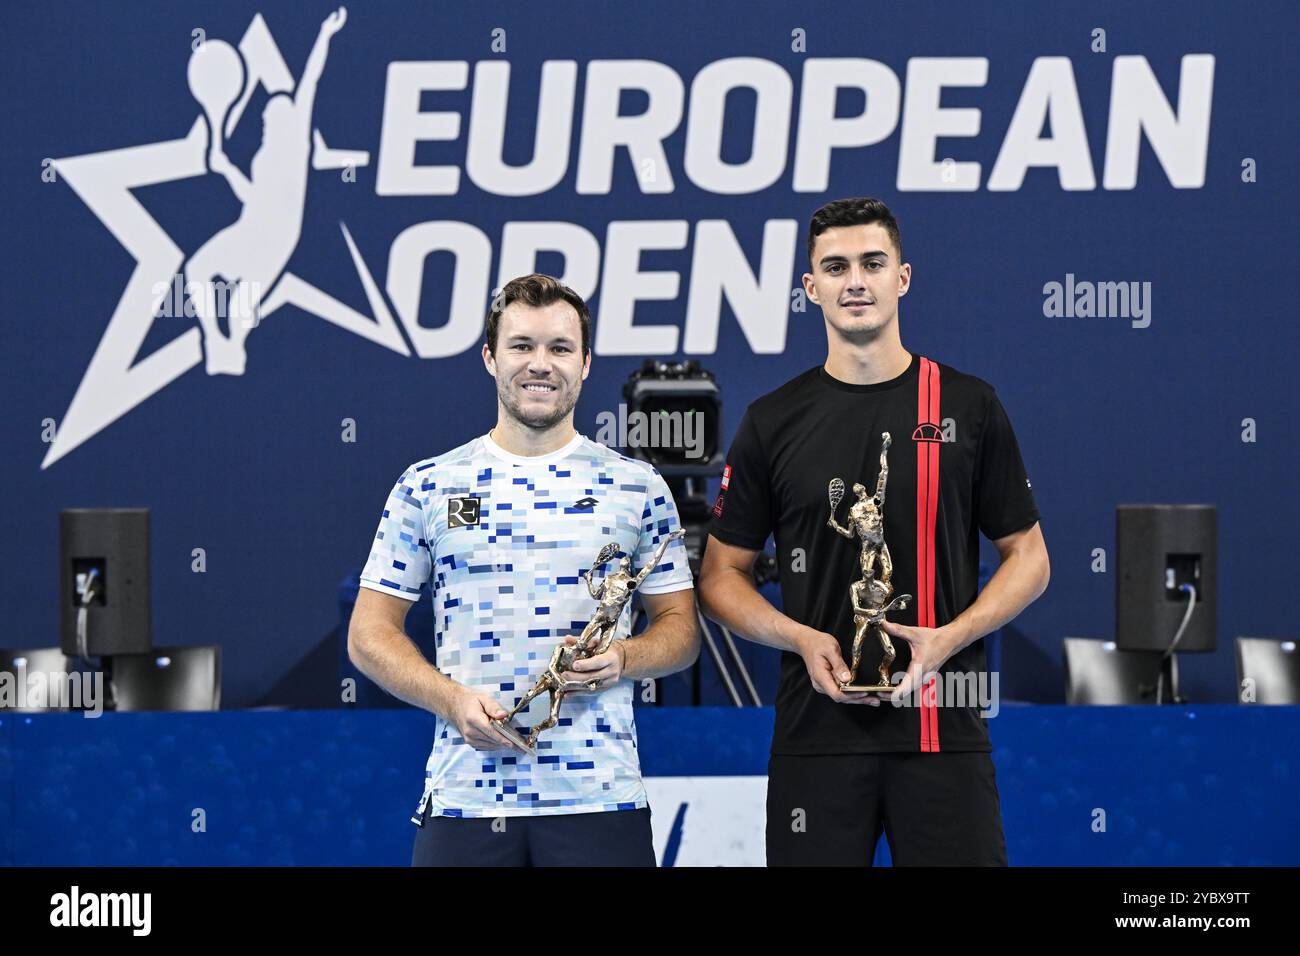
[
  {"x1": 794, "y1": 629, "x2": 880, "y2": 706},
  {"x1": 449, "y1": 687, "x2": 527, "y2": 751}
]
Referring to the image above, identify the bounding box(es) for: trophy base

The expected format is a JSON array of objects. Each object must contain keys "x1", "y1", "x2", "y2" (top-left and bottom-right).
[
  {"x1": 839, "y1": 682, "x2": 895, "y2": 694},
  {"x1": 491, "y1": 719, "x2": 536, "y2": 755}
]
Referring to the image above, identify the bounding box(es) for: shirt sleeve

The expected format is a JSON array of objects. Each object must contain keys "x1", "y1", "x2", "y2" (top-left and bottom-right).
[
  {"x1": 358, "y1": 466, "x2": 432, "y2": 601},
  {"x1": 634, "y1": 468, "x2": 694, "y2": 595},
  {"x1": 976, "y1": 391, "x2": 1041, "y2": 541},
  {"x1": 708, "y1": 407, "x2": 774, "y2": 551}
]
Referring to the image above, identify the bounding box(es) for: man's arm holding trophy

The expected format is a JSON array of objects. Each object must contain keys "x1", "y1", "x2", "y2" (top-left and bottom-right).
[{"x1": 348, "y1": 587, "x2": 525, "y2": 753}]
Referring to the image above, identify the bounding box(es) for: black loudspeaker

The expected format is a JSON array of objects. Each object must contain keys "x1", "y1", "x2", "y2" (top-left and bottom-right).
[
  {"x1": 1116, "y1": 505, "x2": 1216, "y2": 653},
  {"x1": 60, "y1": 508, "x2": 151, "y2": 657}
]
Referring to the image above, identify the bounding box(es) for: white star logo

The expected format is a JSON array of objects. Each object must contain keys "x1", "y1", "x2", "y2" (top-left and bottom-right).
[{"x1": 44, "y1": 10, "x2": 408, "y2": 468}]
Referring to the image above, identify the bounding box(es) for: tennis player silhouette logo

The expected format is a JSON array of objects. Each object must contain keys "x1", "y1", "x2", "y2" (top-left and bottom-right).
[
  {"x1": 185, "y1": 6, "x2": 346, "y2": 375},
  {"x1": 45, "y1": 7, "x2": 412, "y2": 469}
]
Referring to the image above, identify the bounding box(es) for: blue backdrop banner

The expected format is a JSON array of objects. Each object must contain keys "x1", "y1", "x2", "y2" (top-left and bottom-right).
[{"x1": 3, "y1": 1, "x2": 1296, "y2": 706}]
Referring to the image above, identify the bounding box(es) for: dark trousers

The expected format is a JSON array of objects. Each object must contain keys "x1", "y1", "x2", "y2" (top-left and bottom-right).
[
  {"x1": 766, "y1": 752, "x2": 1008, "y2": 866},
  {"x1": 411, "y1": 805, "x2": 656, "y2": 867}
]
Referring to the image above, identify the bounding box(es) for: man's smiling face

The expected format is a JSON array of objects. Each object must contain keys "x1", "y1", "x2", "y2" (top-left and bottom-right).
[
  {"x1": 803, "y1": 223, "x2": 911, "y2": 343},
  {"x1": 483, "y1": 300, "x2": 590, "y2": 430}
]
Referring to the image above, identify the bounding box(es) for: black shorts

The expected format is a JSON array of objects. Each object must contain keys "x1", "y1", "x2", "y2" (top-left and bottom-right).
[
  {"x1": 411, "y1": 804, "x2": 656, "y2": 867},
  {"x1": 766, "y1": 752, "x2": 1007, "y2": 866}
]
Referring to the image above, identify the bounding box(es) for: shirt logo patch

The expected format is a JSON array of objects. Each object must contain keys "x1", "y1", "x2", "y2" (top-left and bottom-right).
[
  {"x1": 712, "y1": 464, "x2": 731, "y2": 517},
  {"x1": 571, "y1": 496, "x2": 599, "y2": 511},
  {"x1": 447, "y1": 496, "x2": 482, "y2": 528}
]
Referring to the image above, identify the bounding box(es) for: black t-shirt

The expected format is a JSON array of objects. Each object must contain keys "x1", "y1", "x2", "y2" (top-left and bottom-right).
[{"x1": 709, "y1": 353, "x2": 1040, "y2": 754}]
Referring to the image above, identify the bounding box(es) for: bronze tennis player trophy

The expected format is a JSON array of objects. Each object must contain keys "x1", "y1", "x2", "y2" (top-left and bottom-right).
[
  {"x1": 492, "y1": 529, "x2": 685, "y2": 753},
  {"x1": 827, "y1": 432, "x2": 911, "y2": 693}
]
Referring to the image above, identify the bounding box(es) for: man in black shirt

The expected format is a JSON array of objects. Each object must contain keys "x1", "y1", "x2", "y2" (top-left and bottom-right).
[{"x1": 698, "y1": 198, "x2": 1050, "y2": 866}]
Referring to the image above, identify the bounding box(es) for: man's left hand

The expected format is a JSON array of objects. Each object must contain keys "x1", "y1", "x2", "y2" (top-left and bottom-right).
[
  {"x1": 562, "y1": 637, "x2": 625, "y2": 690},
  {"x1": 877, "y1": 621, "x2": 962, "y2": 702}
]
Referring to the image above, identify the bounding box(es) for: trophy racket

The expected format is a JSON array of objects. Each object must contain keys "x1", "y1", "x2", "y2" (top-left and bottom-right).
[
  {"x1": 592, "y1": 541, "x2": 621, "y2": 570},
  {"x1": 828, "y1": 477, "x2": 845, "y2": 515}
]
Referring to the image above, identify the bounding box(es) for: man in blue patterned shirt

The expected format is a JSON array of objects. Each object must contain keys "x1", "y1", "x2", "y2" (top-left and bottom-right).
[{"x1": 349, "y1": 274, "x2": 699, "y2": 866}]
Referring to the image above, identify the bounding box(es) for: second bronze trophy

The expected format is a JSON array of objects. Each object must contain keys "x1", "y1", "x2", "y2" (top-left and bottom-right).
[{"x1": 827, "y1": 432, "x2": 911, "y2": 694}]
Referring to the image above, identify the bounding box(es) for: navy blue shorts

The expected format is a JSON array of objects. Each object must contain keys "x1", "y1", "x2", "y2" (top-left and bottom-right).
[
  {"x1": 411, "y1": 804, "x2": 656, "y2": 867},
  {"x1": 766, "y1": 752, "x2": 1008, "y2": 866}
]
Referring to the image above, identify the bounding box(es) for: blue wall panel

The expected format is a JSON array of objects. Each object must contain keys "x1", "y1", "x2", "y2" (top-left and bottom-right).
[{"x1": 5, "y1": 706, "x2": 1297, "y2": 866}]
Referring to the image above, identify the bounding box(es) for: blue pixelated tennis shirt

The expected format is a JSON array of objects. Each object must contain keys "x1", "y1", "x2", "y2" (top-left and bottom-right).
[{"x1": 360, "y1": 432, "x2": 693, "y2": 819}]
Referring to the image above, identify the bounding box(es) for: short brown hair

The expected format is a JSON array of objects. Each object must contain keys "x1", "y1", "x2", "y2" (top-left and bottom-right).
[
  {"x1": 485, "y1": 274, "x2": 591, "y2": 357},
  {"x1": 807, "y1": 197, "x2": 903, "y2": 265}
]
